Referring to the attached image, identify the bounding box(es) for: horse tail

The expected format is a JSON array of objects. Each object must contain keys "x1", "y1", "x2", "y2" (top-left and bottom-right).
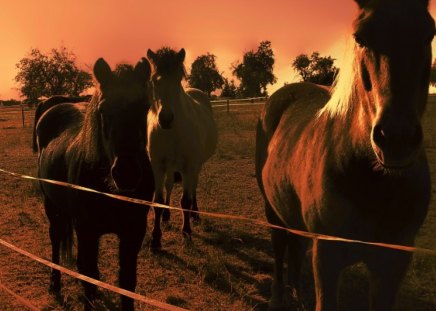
[
  {"x1": 44, "y1": 196, "x2": 74, "y2": 265},
  {"x1": 59, "y1": 213, "x2": 74, "y2": 264},
  {"x1": 255, "y1": 118, "x2": 268, "y2": 198}
]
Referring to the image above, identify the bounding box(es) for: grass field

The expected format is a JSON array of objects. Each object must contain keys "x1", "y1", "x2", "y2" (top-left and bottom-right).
[{"x1": 0, "y1": 99, "x2": 435, "y2": 310}]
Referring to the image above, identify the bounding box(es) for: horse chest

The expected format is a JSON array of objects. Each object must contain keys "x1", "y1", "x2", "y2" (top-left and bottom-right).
[{"x1": 308, "y1": 165, "x2": 431, "y2": 241}]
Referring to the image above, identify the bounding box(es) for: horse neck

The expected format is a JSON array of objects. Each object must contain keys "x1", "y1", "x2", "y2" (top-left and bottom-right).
[
  {"x1": 174, "y1": 85, "x2": 195, "y2": 115},
  {"x1": 322, "y1": 81, "x2": 373, "y2": 168}
]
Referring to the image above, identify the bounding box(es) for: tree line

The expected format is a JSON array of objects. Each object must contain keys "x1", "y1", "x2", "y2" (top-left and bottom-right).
[{"x1": 14, "y1": 42, "x2": 343, "y2": 105}]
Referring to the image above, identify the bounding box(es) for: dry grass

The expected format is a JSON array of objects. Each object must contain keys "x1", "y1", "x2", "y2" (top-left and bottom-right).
[{"x1": 0, "y1": 100, "x2": 434, "y2": 310}]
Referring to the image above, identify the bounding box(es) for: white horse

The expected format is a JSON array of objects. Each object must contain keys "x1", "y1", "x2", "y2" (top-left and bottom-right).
[{"x1": 146, "y1": 47, "x2": 217, "y2": 248}]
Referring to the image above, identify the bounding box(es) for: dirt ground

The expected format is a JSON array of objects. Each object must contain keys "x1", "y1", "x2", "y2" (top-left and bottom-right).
[{"x1": 0, "y1": 98, "x2": 434, "y2": 310}]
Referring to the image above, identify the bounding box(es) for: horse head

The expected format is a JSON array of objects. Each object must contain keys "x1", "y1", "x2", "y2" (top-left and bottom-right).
[
  {"x1": 93, "y1": 57, "x2": 152, "y2": 191},
  {"x1": 147, "y1": 47, "x2": 186, "y2": 129},
  {"x1": 353, "y1": 0, "x2": 435, "y2": 169}
]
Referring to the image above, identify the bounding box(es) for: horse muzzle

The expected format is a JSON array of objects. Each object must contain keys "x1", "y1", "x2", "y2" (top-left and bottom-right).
[
  {"x1": 158, "y1": 110, "x2": 174, "y2": 129},
  {"x1": 111, "y1": 154, "x2": 143, "y2": 192},
  {"x1": 371, "y1": 121, "x2": 423, "y2": 170}
]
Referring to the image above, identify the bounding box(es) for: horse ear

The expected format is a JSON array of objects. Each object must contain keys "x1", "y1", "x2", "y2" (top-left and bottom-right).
[
  {"x1": 94, "y1": 58, "x2": 112, "y2": 87},
  {"x1": 354, "y1": 0, "x2": 371, "y2": 9},
  {"x1": 134, "y1": 58, "x2": 152, "y2": 84},
  {"x1": 178, "y1": 48, "x2": 186, "y2": 62},
  {"x1": 421, "y1": 0, "x2": 429, "y2": 7},
  {"x1": 147, "y1": 49, "x2": 157, "y2": 64}
]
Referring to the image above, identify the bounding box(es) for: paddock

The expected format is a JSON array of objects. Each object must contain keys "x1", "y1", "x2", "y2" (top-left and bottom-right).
[{"x1": 0, "y1": 98, "x2": 434, "y2": 310}]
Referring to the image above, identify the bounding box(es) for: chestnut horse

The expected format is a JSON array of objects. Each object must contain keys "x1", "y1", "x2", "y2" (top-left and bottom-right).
[
  {"x1": 146, "y1": 47, "x2": 217, "y2": 248},
  {"x1": 256, "y1": 0, "x2": 435, "y2": 310},
  {"x1": 35, "y1": 58, "x2": 154, "y2": 310}
]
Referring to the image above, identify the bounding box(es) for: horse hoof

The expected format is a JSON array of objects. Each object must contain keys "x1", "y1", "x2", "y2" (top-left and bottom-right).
[
  {"x1": 162, "y1": 213, "x2": 171, "y2": 223},
  {"x1": 182, "y1": 231, "x2": 192, "y2": 241},
  {"x1": 162, "y1": 220, "x2": 172, "y2": 230},
  {"x1": 49, "y1": 281, "x2": 61, "y2": 294},
  {"x1": 268, "y1": 293, "x2": 303, "y2": 311},
  {"x1": 191, "y1": 214, "x2": 201, "y2": 223}
]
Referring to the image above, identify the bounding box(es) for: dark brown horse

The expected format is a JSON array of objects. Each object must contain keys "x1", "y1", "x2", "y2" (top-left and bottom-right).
[
  {"x1": 255, "y1": 0, "x2": 435, "y2": 310},
  {"x1": 34, "y1": 58, "x2": 154, "y2": 310}
]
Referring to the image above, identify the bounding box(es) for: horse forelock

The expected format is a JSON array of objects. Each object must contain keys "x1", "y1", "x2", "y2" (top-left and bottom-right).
[
  {"x1": 320, "y1": 0, "x2": 433, "y2": 121},
  {"x1": 150, "y1": 48, "x2": 187, "y2": 80},
  {"x1": 317, "y1": 39, "x2": 360, "y2": 119}
]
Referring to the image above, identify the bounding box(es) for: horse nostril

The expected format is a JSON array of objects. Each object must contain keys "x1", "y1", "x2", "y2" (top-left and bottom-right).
[
  {"x1": 158, "y1": 112, "x2": 174, "y2": 129},
  {"x1": 373, "y1": 124, "x2": 386, "y2": 148},
  {"x1": 412, "y1": 125, "x2": 423, "y2": 147}
]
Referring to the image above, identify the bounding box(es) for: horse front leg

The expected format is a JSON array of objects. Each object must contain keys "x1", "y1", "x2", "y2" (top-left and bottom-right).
[
  {"x1": 118, "y1": 227, "x2": 146, "y2": 311},
  {"x1": 180, "y1": 190, "x2": 193, "y2": 240},
  {"x1": 162, "y1": 174, "x2": 174, "y2": 223},
  {"x1": 180, "y1": 171, "x2": 199, "y2": 240},
  {"x1": 151, "y1": 168, "x2": 165, "y2": 250},
  {"x1": 191, "y1": 190, "x2": 200, "y2": 222},
  {"x1": 366, "y1": 248, "x2": 412, "y2": 311},
  {"x1": 312, "y1": 239, "x2": 347, "y2": 311}
]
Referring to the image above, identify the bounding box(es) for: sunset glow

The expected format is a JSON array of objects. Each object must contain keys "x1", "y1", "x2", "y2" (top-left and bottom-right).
[{"x1": 1, "y1": 0, "x2": 436, "y2": 99}]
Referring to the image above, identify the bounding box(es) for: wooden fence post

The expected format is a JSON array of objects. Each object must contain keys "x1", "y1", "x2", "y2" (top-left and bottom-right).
[{"x1": 21, "y1": 105, "x2": 25, "y2": 128}]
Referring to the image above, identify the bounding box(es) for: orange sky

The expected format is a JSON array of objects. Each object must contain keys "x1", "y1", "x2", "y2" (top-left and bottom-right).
[{"x1": 1, "y1": 0, "x2": 436, "y2": 100}]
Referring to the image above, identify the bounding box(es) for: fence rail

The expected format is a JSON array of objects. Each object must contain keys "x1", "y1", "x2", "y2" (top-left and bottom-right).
[{"x1": 211, "y1": 97, "x2": 266, "y2": 113}]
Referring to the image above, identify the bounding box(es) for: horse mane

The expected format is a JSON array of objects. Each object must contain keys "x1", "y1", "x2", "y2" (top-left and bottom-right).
[
  {"x1": 151, "y1": 47, "x2": 187, "y2": 79},
  {"x1": 317, "y1": 39, "x2": 362, "y2": 119},
  {"x1": 75, "y1": 92, "x2": 102, "y2": 164}
]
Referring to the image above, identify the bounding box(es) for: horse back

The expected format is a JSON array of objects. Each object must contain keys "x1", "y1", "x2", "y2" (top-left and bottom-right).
[
  {"x1": 32, "y1": 95, "x2": 90, "y2": 152},
  {"x1": 35, "y1": 103, "x2": 86, "y2": 154},
  {"x1": 256, "y1": 82, "x2": 330, "y2": 225},
  {"x1": 259, "y1": 82, "x2": 330, "y2": 139},
  {"x1": 186, "y1": 88, "x2": 212, "y2": 111},
  {"x1": 185, "y1": 88, "x2": 218, "y2": 161},
  {"x1": 256, "y1": 82, "x2": 330, "y2": 175}
]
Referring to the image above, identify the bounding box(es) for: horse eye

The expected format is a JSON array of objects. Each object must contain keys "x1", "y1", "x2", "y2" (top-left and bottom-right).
[
  {"x1": 361, "y1": 62, "x2": 372, "y2": 91},
  {"x1": 353, "y1": 33, "x2": 366, "y2": 47},
  {"x1": 98, "y1": 100, "x2": 107, "y2": 113}
]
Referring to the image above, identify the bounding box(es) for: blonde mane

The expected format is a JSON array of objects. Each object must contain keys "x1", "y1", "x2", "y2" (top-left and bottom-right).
[{"x1": 318, "y1": 39, "x2": 360, "y2": 119}]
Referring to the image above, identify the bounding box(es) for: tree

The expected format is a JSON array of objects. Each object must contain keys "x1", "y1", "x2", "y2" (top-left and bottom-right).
[
  {"x1": 188, "y1": 53, "x2": 224, "y2": 96},
  {"x1": 232, "y1": 40, "x2": 277, "y2": 97},
  {"x1": 15, "y1": 46, "x2": 93, "y2": 105},
  {"x1": 292, "y1": 52, "x2": 339, "y2": 86},
  {"x1": 430, "y1": 59, "x2": 436, "y2": 87},
  {"x1": 220, "y1": 78, "x2": 238, "y2": 98}
]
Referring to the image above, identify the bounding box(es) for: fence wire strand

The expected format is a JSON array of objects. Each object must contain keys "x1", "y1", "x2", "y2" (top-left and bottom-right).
[
  {"x1": 1, "y1": 168, "x2": 435, "y2": 255},
  {"x1": 0, "y1": 281, "x2": 39, "y2": 311}
]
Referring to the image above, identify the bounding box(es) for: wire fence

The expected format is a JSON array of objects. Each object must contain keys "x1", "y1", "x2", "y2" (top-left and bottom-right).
[{"x1": 0, "y1": 167, "x2": 435, "y2": 309}]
